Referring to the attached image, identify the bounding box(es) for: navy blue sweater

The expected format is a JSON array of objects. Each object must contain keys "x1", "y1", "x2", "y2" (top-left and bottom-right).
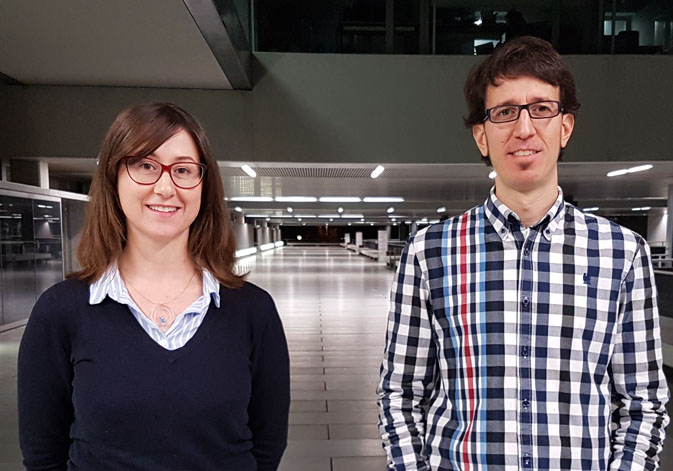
[{"x1": 18, "y1": 279, "x2": 290, "y2": 471}]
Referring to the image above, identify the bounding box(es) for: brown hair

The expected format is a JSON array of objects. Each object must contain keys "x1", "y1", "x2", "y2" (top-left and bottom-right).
[
  {"x1": 69, "y1": 102, "x2": 245, "y2": 288},
  {"x1": 464, "y1": 36, "x2": 580, "y2": 164}
]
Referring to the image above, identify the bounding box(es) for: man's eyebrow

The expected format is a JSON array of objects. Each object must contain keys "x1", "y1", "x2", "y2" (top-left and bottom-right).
[{"x1": 490, "y1": 97, "x2": 555, "y2": 107}]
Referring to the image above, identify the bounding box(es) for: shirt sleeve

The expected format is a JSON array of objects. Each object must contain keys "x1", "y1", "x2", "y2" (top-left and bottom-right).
[
  {"x1": 248, "y1": 294, "x2": 291, "y2": 471},
  {"x1": 609, "y1": 238, "x2": 670, "y2": 471},
  {"x1": 17, "y1": 288, "x2": 74, "y2": 471},
  {"x1": 377, "y1": 234, "x2": 438, "y2": 471}
]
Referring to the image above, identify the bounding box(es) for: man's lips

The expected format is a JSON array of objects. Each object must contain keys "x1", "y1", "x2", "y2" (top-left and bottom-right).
[{"x1": 508, "y1": 149, "x2": 540, "y2": 157}]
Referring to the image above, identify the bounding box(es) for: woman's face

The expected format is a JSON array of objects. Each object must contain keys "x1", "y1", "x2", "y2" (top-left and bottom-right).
[{"x1": 117, "y1": 129, "x2": 203, "y2": 246}]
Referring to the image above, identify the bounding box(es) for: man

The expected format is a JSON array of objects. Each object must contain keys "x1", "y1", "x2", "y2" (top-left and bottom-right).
[{"x1": 377, "y1": 36, "x2": 669, "y2": 471}]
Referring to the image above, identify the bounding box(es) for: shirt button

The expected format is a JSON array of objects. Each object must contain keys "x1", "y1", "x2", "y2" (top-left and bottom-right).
[
  {"x1": 523, "y1": 454, "x2": 532, "y2": 468},
  {"x1": 500, "y1": 228, "x2": 507, "y2": 235},
  {"x1": 521, "y1": 346, "x2": 529, "y2": 357},
  {"x1": 524, "y1": 247, "x2": 530, "y2": 256},
  {"x1": 522, "y1": 296, "x2": 530, "y2": 307},
  {"x1": 522, "y1": 399, "x2": 530, "y2": 409}
]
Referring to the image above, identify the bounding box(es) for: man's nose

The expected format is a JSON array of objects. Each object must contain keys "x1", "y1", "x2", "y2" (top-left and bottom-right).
[{"x1": 513, "y1": 109, "x2": 536, "y2": 139}]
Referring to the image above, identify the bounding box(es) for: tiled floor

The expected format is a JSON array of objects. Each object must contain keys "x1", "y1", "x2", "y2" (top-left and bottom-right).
[{"x1": 1, "y1": 246, "x2": 672, "y2": 470}]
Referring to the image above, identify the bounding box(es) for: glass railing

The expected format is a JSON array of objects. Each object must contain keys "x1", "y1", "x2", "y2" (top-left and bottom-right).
[{"x1": 252, "y1": 0, "x2": 673, "y2": 55}]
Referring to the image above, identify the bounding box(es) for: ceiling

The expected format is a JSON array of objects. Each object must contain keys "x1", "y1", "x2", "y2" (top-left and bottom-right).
[
  {"x1": 43, "y1": 157, "x2": 673, "y2": 225},
  {"x1": 2, "y1": 1, "x2": 670, "y2": 227},
  {"x1": 0, "y1": 0, "x2": 231, "y2": 88}
]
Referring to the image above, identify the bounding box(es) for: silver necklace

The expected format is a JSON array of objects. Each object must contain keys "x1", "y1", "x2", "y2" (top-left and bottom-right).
[{"x1": 123, "y1": 270, "x2": 197, "y2": 328}]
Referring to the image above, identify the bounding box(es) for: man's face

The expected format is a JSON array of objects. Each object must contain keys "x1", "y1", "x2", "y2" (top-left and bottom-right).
[{"x1": 471, "y1": 75, "x2": 575, "y2": 195}]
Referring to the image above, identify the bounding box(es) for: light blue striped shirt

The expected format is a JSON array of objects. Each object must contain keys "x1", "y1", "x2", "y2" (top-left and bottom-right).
[{"x1": 89, "y1": 265, "x2": 221, "y2": 350}]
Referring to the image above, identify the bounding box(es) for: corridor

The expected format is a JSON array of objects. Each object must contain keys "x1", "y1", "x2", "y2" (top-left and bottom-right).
[{"x1": 1, "y1": 246, "x2": 672, "y2": 470}]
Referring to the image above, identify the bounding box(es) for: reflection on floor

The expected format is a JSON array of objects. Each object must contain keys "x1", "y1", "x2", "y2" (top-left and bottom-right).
[{"x1": 0, "y1": 246, "x2": 671, "y2": 471}]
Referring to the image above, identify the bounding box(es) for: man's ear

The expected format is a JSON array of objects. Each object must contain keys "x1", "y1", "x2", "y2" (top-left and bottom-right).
[
  {"x1": 472, "y1": 123, "x2": 489, "y2": 157},
  {"x1": 560, "y1": 113, "x2": 575, "y2": 148}
]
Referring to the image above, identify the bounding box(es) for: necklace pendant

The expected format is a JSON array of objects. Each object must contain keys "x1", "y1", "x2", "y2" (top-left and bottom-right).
[{"x1": 151, "y1": 304, "x2": 176, "y2": 328}]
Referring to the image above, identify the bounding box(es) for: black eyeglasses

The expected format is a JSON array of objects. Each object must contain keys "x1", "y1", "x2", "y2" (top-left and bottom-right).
[
  {"x1": 123, "y1": 156, "x2": 206, "y2": 189},
  {"x1": 484, "y1": 100, "x2": 563, "y2": 124}
]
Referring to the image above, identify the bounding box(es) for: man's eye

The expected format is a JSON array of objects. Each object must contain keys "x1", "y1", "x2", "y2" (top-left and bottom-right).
[{"x1": 496, "y1": 107, "x2": 514, "y2": 117}]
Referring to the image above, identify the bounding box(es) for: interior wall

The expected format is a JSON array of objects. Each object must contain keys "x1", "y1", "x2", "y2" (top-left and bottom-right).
[{"x1": 1, "y1": 54, "x2": 672, "y2": 166}]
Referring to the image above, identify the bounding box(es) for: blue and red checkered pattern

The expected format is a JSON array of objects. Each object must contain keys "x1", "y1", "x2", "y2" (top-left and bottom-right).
[{"x1": 378, "y1": 188, "x2": 669, "y2": 471}]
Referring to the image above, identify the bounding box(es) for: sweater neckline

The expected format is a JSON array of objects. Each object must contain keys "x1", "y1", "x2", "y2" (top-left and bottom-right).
[{"x1": 116, "y1": 286, "x2": 221, "y2": 359}]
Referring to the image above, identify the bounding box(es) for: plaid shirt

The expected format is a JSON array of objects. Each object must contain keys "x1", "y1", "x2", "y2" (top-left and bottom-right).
[{"x1": 378, "y1": 188, "x2": 669, "y2": 471}]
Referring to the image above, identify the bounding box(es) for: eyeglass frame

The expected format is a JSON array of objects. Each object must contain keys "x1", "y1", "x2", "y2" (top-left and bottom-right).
[
  {"x1": 122, "y1": 156, "x2": 207, "y2": 189},
  {"x1": 483, "y1": 100, "x2": 564, "y2": 124}
]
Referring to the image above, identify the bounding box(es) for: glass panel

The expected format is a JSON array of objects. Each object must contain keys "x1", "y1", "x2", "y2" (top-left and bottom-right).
[
  {"x1": 33, "y1": 199, "x2": 63, "y2": 296},
  {"x1": 254, "y1": 0, "x2": 672, "y2": 54},
  {"x1": 0, "y1": 195, "x2": 37, "y2": 324}
]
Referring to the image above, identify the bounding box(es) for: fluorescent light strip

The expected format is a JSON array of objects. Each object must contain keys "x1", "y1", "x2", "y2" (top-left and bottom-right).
[
  {"x1": 260, "y1": 243, "x2": 276, "y2": 251},
  {"x1": 241, "y1": 165, "x2": 257, "y2": 177},
  {"x1": 294, "y1": 214, "x2": 317, "y2": 218},
  {"x1": 583, "y1": 207, "x2": 599, "y2": 212},
  {"x1": 632, "y1": 206, "x2": 651, "y2": 211},
  {"x1": 363, "y1": 197, "x2": 405, "y2": 203},
  {"x1": 489, "y1": 171, "x2": 497, "y2": 179},
  {"x1": 275, "y1": 196, "x2": 317, "y2": 202},
  {"x1": 318, "y1": 214, "x2": 341, "y2": 218},
  {"x1": 235, "y1": 247, "x2": 258, "y2": 258},
  {"x1": 274, "y1": 241, "x2": 285, "y2": 247},
  {"x1": 370, "y1": 165, "x2": 385, "y2": 179},
  {"x1": 607, "y1": 164, "x2": 653, "y2": 177},
  {"x1": 340, "y1": 214, "x2": 364, "y2": 219},
  {"x1": 437, "y1": 206, "x2": 446, "y2": 213},
  {"x1": 245, "y1": 214, "x2": 275, "y2": 218},
  {"x1": 229, "y1": 196, "x2": 273, "y2": 202},
  {"x1": 319, "y1": 196, "x2": 362, "y2": 203}
]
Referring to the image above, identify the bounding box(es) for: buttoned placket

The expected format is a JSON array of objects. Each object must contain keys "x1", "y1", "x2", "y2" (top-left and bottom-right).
[{"x1": 513, "y1": 222, "x2": 535, "y2": 469}]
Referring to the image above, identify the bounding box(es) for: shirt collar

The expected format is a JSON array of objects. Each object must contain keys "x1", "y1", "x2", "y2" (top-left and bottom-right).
[
  {"x1": 484, "y1": 186, "x2": 565, "y2": 241},
  {"x1": 89, "y1": 264, "x2": 221, "y2": 308}
]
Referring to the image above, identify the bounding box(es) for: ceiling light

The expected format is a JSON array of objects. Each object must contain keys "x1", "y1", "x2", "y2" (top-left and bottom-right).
[
  {"x1": 329, "y1": 218, "x2": 334, "y2": 222},
  {"x1": 340, "y1": 214, "x2": 364, "y2": 219},
  {"x1": 583, "y1": 207, "x2": 599, "y2": 212},
  {"x1": 489, "y1": 170, "x2": 497, "y2": 179},
  {"x1": 607, "y1": 169, "x2": 629, "y2": 177},
  {"x1": 265, "y1": 217, "x2": 270, "y2": 221},
  {"x1": 319, "y1": 196, "x2": 361, "y2": 203},
  {"x1": 245, "y1": 214, "x2": 274, "y2": 218},
  {"x1": 607, "y1": 164, "x2": 653, "y2": 178},
  {"x1": 337, "y1": 207, "x2": 344, "y2": 213},
  {"x1": 437, "y1": 206, "x2": 446, "y2": 213},
  {"x1": 360, "y1": 217, "x2": 365, "y2": 222},
  {"x1": 632, "y1": 206, "x2": 651, "y2": 211},
  {"x1": 387, "y1": 207, "x2": 395, "y2": 213},
  {"x1": 229, "y1": 196, "x2": 273, "y2": 202},
  {"x1": 297, "y1": 218, "x2": 302, "y2": 221},
  {"x1": 363, "y1": 197, "x2": 404, "y2": 203},
  {"x1": 234, "y1": 206, "x2": 243, "y2": 212},
  {"x1": 370, "y1": 222, "x2": 374, "y2": 226},
  {"x1": 287, "y1": 207, "x2": 293, "y2": 213},
  {"x1": 319, "y1": 214, "x2": 340, "y2": 218},
  {"x1": 275, "y1": 196, "x2": 318, "y2": 202},
  {"x1": 429, "y1": 219, "x2": 440, "y2": 224},
  {"x1": 348, "y1": 222, "x2": 352, "y2": 226},
  {"x1": 370, "y1": 165, "x2": 385, "y2": 179},
  {"x1": 241, "y1": 165, "x2": 257, "y2": 178},
  {"x1": 391, "y1": 218, "x2": 396, "y2": 222},
  {"x1": 627, "y1": 164, "x2": 653, "y2": 173},
  {"x1": 294, "y1": 214, "x2": 317, "y2": 218}
]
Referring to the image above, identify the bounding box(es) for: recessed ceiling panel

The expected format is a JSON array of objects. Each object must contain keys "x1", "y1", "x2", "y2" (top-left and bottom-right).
[{"x1": 0, "y1": 0, "x2": 231, "y2": 88}]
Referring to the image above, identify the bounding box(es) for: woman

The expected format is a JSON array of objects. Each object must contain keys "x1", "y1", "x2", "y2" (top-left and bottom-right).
[{"x1": 18, "y1": 103, "x2": 290, "y2": 471}]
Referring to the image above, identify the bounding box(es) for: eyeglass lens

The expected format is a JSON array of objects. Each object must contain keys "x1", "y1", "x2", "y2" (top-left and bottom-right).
[
  {"x1": 126, "y1": 157, "x2": 204, "y2": 188},
  {"x1": 488, "y1": 101, "x2": 560, "y2": 123}
]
